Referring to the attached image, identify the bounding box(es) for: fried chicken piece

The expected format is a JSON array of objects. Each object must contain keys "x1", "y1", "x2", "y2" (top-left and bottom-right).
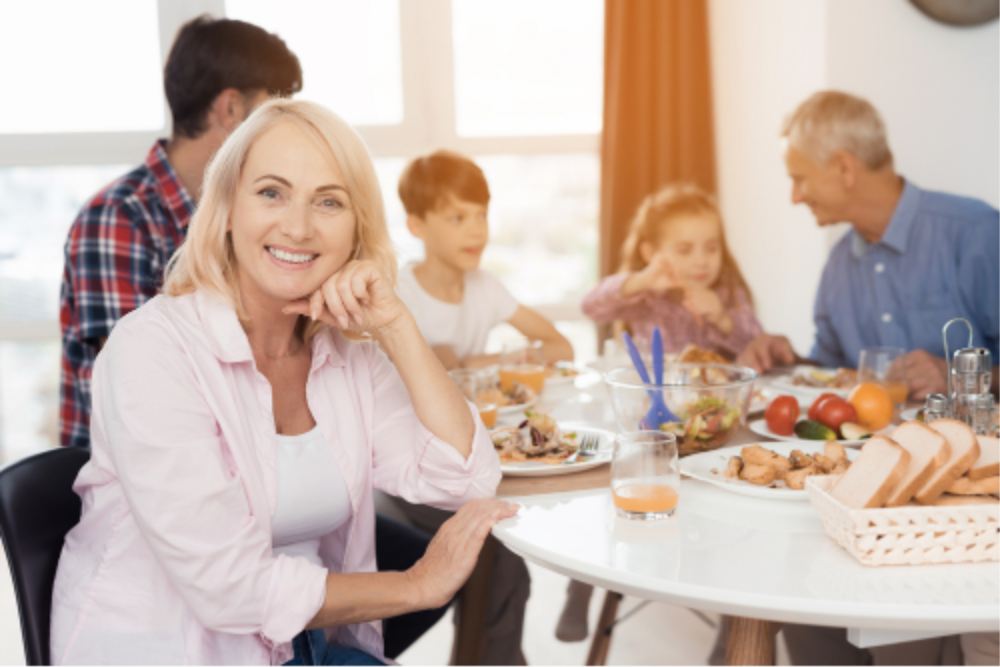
[
  {"x1": 824, "y1": 441, "x2": 847, "y2": 464},
  {"x1": 812, "y1": 454, "x2": 837, "y2": 474},
  {"x1": 724, "y1": 456, "x2": 743, "y2": 479},
  {"x1": 741, "y1": 445, "x2": 778, "y2": 466},
  {"x1": 789, "y1": 449, "x2": 813, "y2": 469},
  {"x1": 785, "y1": 465, "x2": 820, "y2": 490},
  {"x1": 831, "y1": 459, "x2": 851, "y2": 475},
  {"x1": 740, "y1": 463, "x2": 776, "y2": 486}
]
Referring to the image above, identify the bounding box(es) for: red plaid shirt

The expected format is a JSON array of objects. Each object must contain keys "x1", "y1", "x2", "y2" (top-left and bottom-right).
[{"x1": 59, "y1": 141, "x2": 194, "y2": 448}]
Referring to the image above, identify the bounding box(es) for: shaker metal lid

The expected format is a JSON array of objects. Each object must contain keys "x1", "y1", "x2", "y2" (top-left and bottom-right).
[
  {"x1": 925, "y1": 394, "x2": 950, "y2": 411},
  {"x1": 952, "y1": 348, "x2": 992, "y2": 373}
]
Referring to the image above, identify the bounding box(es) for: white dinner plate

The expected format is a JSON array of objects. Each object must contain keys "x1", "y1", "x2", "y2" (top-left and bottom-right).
[
  {"x1": 498, "y1": 397, "x2": 537, "y2": 418},
  {"x1": 497, "y1": 424, "x2": 615, "y2": 477},
  {"x1": 769, "y1": 367, "x2": 853, "y2": 399},
  {"x1": 900, "y1": 407, "x2": 922, "y2": 422},
  {"x1": 748, "y1": 418, "x2": 893, "y2": 447},
  {"x1": 680, "y1": 441, "x2": 860, "y2": 500},
  {"x1": 544, "y1": 363, "x2": 588, "y2": 388}
]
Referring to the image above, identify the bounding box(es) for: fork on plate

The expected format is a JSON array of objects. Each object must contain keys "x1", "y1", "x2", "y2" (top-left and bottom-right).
[{"x1": 571, "y1": 433, "x2": 603, "y2": 462}]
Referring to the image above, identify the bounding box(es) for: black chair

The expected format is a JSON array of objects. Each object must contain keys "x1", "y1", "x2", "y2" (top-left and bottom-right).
[{"x1": 0, "y1": 447, "x2": 89, "y2": 665}]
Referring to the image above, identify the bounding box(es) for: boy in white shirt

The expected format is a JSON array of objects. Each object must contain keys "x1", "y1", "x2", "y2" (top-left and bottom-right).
[
  {"x1": 396, "y1": 150, "x2": 573, "y2": 369},
  {"x1": 391, "y1": 151, "x2": 574, "y2": 663}
]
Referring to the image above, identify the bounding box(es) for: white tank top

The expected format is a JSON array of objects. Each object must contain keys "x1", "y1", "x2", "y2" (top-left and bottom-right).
[{"x1": 271, "y1": 426, "x2": 352, "y2": 567}]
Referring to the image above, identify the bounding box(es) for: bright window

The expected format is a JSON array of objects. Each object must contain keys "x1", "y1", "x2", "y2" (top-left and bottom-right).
[
  {"x1": 0, "y1": 1, "x2": 163, "y2": 134},
  {"x1": 226, "y1": 0, "x2": 404, "y2": 126},
  {"x1": 452, "y1": 0, "x2": 604, "y2": 137}
]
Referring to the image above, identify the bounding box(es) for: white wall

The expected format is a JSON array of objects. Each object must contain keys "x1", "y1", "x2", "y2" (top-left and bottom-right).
[{"x1": 709, "y1": 0, "x2": 999, "y2": 356}]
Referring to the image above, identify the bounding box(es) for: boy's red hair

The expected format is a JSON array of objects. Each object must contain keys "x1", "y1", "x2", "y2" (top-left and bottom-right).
[{"x1": 398, "y1": 150, "x2": 490, "y2": 217}]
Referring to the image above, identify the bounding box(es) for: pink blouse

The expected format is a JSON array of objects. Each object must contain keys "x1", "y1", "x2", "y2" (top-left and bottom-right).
[
  {"x1": 581, "y1": 274, "x2": 763, "y2": 359},
  {"x1": 50, "y1": 290, "x2": 501, "y2": 665}
]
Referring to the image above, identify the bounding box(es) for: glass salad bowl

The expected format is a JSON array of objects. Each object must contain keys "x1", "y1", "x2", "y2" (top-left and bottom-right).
[{"x1": 604, "y1": 363, "x2": 758, "y2": 456}]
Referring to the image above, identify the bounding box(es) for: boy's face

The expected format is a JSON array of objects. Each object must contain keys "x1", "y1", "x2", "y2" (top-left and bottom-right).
[{"x1": 407, "y1": 195, "x2": 489, "y2": 272}]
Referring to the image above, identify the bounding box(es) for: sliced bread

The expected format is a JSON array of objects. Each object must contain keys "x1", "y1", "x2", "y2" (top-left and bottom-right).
[
  {"x1": 932, "y1": 494, "x2": 999, "y2": 507},
  {"x1": 946, "y1": 475, "x2": 1000, "y2": 496},
  {"x1": 884, "y1": 422, "x2": 951, "y2": 507},
  {"x1": 830, "y1": 436, "x2": 911, "y2": 509},
  {"x1": 967, "y1": 436, "x2": 999, "y2": 481},
  {"x1": 914, "y1": 419, "x2": 982, "y2": 505}
]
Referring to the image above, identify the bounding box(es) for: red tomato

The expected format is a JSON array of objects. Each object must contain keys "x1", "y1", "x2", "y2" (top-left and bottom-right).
[
  {"x1": 807, "y1": 392, "x2": 840, "y2": 422},
  {"x1": 816, "y1": 397, "x2": 857, "y2": 435},
  {"x1": 765, "y1": 395, "x2": 800, "y2": 436}
]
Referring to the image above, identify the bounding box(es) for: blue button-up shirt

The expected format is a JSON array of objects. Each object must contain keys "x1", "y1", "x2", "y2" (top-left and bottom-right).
[{"x1": 810, "y1": 180, "x2": 999, "y2": 369}]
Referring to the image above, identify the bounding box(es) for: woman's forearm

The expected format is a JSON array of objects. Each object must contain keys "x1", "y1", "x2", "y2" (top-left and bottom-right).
[
  {"x1": 374, "y1": 313, "x2": 476, "y2": 458},
  {"x1": 306, "y1": 571, "x2": 422, "y2": 629}
]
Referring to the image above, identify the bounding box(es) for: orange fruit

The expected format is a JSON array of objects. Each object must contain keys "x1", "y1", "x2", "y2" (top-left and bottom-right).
[{"x1": 848, "y1": 382, "x2": 894, "y2": 431}]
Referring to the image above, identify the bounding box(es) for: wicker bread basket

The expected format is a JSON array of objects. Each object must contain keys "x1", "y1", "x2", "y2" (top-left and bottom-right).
[{"x1": 806, "y1": 475, "x2": 999, "y2": 566}]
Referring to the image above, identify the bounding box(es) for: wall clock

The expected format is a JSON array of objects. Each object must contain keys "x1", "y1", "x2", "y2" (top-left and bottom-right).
[{"x1": 910, "y1": 0, "x2": 999, "y2": 26}]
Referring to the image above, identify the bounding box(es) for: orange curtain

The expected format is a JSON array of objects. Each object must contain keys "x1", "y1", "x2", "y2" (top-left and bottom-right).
[{"x1": 599, "y1": 0, "x2": 717, "y2": 282}]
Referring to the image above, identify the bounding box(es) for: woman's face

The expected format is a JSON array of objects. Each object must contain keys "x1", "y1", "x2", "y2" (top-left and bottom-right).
[
  {"x1": 645, "y1": 213, "x2": 723, "y2": 290},
  {"x1": 229, "y1": 120, "x2": 357, "y2": 311}
]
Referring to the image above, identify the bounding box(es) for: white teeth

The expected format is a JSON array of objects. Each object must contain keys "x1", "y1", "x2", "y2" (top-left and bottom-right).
[{"x1": 267, "y1": 247, "x2": 318, "y2": 264}]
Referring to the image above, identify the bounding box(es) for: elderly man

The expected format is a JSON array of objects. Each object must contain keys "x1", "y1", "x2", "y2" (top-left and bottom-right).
[
  {"x1": 739, "y1": 91, "x2": 998, "y2": 666},
  {"x1": 737, "y1": 91, "x2": 999, "y2": 400}
]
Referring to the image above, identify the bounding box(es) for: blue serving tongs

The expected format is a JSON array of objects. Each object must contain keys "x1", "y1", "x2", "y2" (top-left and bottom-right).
[{"x1": 622, "y1": 328, "x2": 679, "y2": 429}]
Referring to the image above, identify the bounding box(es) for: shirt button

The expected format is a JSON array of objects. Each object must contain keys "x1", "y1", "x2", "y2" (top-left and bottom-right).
[
  {"x1": 882, "y1": 313, "x2": 892, "y2": 323},
  {"x1": 875, "y1": 263, "x2": 885, "y2": 273}
]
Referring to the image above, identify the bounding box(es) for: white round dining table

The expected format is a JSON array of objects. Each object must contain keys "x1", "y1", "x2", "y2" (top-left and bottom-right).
[{"x1": 490, "y1": 372, "x2": 1000, "y2": 664}]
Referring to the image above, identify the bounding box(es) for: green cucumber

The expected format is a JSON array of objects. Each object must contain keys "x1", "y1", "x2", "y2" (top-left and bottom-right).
[{"x1": 794, "y1": 420, "x2": 837, "y2": 441}]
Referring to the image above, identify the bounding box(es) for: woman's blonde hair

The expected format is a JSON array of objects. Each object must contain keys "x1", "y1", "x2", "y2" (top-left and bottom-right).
[
  {"x1": 618, "y1": 183, "x2": 753, "y2": 308},
  {"x1": 163, "y1": 98, "x2": 397, "y2": 335},
  {"x1": 781, "y1": 91, "x2": 892, "y2": 171}
]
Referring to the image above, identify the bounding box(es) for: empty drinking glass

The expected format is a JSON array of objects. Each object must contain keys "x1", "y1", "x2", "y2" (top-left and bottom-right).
[{"x1": 611, "y1": 431, "x2": 679, "y2": 521}]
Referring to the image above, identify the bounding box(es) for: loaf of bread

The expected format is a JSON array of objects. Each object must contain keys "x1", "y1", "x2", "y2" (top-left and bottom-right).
[
  {"x1": 932, "y1": 494, "x2": 1000, "y2": 507},
  {"x1": 913, "y1": 420, "x2": 981, "y2": 505},
  {"x1": 946, "y1": 475, "x2": 1000, "y2": 496},
  {"x1": 830, "y1": 436, "x2": 910, "y2": 509},
  {"x1": 967, "y1": 436, "x2": 999, "y2": 481},
  {"x1": 884, "y1": 422, "x2": 950, "y2": 507}
]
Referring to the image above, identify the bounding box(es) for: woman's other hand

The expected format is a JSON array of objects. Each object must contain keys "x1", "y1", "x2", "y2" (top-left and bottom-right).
[
  {"x1": 622, "y1": 253, "x2": 678, "y2": 297},
  {"x1": 406, "y1": 498, "x2": 520, "y2": 610},
  {"x1": 284, "y1": 260, "x2": 406, "y2": 335}
]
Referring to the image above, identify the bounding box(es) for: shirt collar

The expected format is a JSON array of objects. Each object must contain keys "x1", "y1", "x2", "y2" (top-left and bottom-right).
[
  {"x1": 878, "y1": 178, "x2": 921, "y2": 254},
  {"x1": 146, "y1": 139, "x2": 196, "y2": 230},
  {"x1": 193, "y1": 289, "x2": 346, "y2": 369}
]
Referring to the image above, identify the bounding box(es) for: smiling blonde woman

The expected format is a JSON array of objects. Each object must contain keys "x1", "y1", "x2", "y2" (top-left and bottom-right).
[{"x1": 50, "y1": 99, "x2": 514, "y2": 666}]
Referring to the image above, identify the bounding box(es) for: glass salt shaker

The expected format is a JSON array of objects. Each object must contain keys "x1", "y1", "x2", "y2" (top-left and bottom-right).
[
  {"x1": 967, "y1": 394, "x2": 996, "y2": 436},
  {"x1": 923, "y1": 394, "x2": 949, "y2": 424}
]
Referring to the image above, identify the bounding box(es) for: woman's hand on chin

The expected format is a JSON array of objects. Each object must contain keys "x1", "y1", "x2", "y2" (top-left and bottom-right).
[{"x1": 283, "y1": 260, "x2": 408, "y2": 336}]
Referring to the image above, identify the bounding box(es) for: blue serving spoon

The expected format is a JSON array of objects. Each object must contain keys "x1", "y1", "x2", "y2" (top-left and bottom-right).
[{"x1": 621, "y1": 331, "x2": 679, "y2": 428}]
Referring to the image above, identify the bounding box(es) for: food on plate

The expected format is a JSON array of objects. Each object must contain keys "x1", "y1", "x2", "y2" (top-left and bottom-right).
[
  {"x1": 830, "y1": 436, "x2": 911, "y2": 509},
  {"x1": 723, "y1": 443, "x2": 850, "y2": 490},
  {"x1": 497, "y1": 381, "x2": 536, "y2": 407},
  {"x1": 676, "y1": 344, "x2": 730, "y2": 365},
  {"x1": 847, "y1": 382, "x2": 894, "y2": 431},
  {"x1": 814, "y1": 396, "x2": 857, "y2": 436},
  {"x1": 765, "y1": 395, "x2": 799, "y2": 436},
  {"x1": 883, "y1": 421, "x2": 950, "y2": 507},
  {"x1": 968, "y1": 435, "x2": 999, "y2": 480},
  {"x1": 793, "y1": 368, "x2": 857, "y2": 389},
  {"x1": 839, "y1": 422, "x2": 873, "y2": 441},
  {"x1": 657, "y1": 396, "x2": 741, "y2": 453},
  {"x1": 490, "y1": 410, "x2": 579, "y2": 465},
  {"x1": 546, "y1": 363, "x2": 580, "y2": 379},
  {"x1": 931, "y1": 494, "x2": 999, "y2": 507},
  {"x1": 793, "y1": 420, "x2": 837, "y2": 441},
  {"x1": 912, "y1": 419, "x2": 981, "y2": 505},
  {"x1": 807, "y1": 392, "x2": 840, "y2": 421},
  {"x1": 946, "y1": 475, "x2": 999, "y2": 496}
]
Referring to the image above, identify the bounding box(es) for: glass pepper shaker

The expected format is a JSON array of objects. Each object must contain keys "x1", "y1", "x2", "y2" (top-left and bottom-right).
[{"x1": 923, "y1": 394, "x2": 949, "y2": 424}]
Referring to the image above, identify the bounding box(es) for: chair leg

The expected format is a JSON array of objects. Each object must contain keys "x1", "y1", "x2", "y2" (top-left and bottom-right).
[
  {"x1": 451, "y1": 535, "x2": 498, "y2": 665},
  {"x1": 724, "y1": 615, "x2": 783, "y2": 666},
  {"x1": 585, "y1": 591, "x2": 622, "y2": 666}
]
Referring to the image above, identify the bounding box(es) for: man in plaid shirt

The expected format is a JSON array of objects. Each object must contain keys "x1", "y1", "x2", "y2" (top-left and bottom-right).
[{"x1": 59, "y1": 16, "x2": 301, "y2": 448}]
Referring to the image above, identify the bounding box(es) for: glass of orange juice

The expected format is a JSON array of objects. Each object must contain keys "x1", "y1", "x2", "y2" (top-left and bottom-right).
[
  {"x1": 499, "y1": 339, "x2": 546, "y2": 394},
  {"x1": 611, "y1": 431, "x2": 679, "y2": 521},
  {"x1": 858, "y1": 346, "x2": 908, "y2": 410},
  {"x1": 448, "y1": 368, "x2": 500, "y2": 429}
]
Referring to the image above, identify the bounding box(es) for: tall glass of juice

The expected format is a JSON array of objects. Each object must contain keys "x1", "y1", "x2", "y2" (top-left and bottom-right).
[
  {"x1": 499, "y1": 339, "x2": 546, "y2": 394},
  {"x1": 611, "y1": 431, "x2": 679, "y2": 520},
  {"x1": 448, "y1": 367, "x2": 499, "y2": 428},
  {"x1": 858, "y1": 346, "x2": 908, "y2": 411}
]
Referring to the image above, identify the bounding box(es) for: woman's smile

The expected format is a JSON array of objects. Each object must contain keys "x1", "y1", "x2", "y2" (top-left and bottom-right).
[{"x1": 265, "y1": 244, "x2": 320, "y2": 270}]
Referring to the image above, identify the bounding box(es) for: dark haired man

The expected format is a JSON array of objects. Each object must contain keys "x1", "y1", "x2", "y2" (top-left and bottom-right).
[{"x1": 60, "y1": 16, "x2": 301, "y2": 449}]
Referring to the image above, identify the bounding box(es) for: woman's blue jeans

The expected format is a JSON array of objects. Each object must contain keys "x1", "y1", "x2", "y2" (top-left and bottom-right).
[{"x1": 284, "y1": 629, "x2": 384, "y2": 666}]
